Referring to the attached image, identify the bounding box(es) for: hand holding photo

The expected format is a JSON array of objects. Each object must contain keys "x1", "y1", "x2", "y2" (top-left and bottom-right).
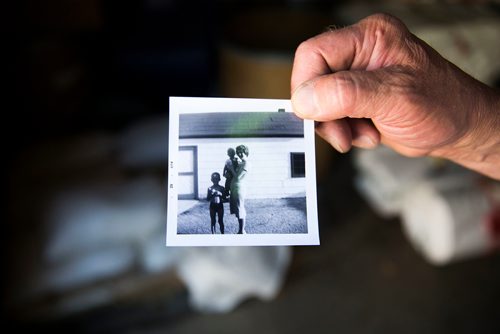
[{"x1": 167, "y1": 97, "x2": 319, "y2": 246}]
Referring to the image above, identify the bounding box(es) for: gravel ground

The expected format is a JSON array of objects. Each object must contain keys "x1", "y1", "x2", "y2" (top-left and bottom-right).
[{"x1": 177, "y1": 197, "x2": 307, "y2": 234}]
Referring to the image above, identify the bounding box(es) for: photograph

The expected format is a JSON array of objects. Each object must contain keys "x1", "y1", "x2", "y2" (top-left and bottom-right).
[{"x1": 167, "y1": 97, "x2": 318, "y2": 246}]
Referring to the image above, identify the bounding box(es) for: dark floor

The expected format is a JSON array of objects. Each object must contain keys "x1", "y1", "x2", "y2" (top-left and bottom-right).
[{"x1": 11, "y1": 153, "x2": 499, "y2": 334}]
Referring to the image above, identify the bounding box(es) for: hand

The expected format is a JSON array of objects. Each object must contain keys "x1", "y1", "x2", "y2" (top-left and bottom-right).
[{"x1": 291, "y1": 13, "x2": 500, "y2": 179}]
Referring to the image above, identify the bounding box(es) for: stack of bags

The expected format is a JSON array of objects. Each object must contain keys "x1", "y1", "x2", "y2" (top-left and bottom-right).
[{"x1": 354, "y1": 146, "x2": 499, "y2": 265}]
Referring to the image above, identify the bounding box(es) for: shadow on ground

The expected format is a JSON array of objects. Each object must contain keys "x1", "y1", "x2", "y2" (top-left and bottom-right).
[{"x1": 177, "y1": 197, "x2": 307, "y2": 234}]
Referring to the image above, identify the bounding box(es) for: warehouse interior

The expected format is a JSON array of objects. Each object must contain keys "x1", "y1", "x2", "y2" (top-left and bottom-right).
[{"x1": 4, "y1": 0, "x2": 500, "y2": 333}]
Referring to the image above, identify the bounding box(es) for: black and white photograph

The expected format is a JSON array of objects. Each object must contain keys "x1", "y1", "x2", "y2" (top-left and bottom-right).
[{"x1": 167, "y1": 97, "x2": 318, "y2": 246}]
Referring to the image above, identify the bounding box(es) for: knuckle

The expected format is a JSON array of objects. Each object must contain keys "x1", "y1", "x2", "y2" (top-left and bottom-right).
[
  {"x1": 358, "y1": 13, "x2": 416, "y2": 64},
  {"x1": 361, "y1": 13, "x2": 409, "y2": 44},
  {"x1": 326, "y1": 73, "x2": 357, "y2": 114},
  {"x1": 294, "y1": 40, "x2": 314, "y2": 59},
  {"x1": 366, "y1": 13, "x2": 406, "y2": 32}
]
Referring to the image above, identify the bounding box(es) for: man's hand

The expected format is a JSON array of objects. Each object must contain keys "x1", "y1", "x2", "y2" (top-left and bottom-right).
[{"x1": 291, "y1": 13, "x2": 500, "y2": 179}]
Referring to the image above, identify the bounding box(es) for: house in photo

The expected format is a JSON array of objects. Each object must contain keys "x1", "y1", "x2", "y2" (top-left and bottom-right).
[{"x1": 178, "y1": 111, "x2": 306, "y2": 200}]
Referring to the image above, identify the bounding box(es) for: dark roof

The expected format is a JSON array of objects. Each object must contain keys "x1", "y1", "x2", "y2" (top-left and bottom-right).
[{"x1": 179, "y1": 112, "x2": 304, "y2": 138}]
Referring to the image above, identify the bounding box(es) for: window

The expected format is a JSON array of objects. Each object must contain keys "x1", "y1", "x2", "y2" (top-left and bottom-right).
[{"x1": 290, "y1": 152, "x2": 305, "y2": 178}]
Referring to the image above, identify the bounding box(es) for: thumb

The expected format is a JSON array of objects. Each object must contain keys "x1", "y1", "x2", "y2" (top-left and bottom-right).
[{"x1": 291, "y1": 69, "x2": 391, "y2": 122}]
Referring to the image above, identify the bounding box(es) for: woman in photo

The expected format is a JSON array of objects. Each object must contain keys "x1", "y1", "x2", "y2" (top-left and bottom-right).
[{"x1": 231, "y1": 144, "x2": 250, "y2": 234}]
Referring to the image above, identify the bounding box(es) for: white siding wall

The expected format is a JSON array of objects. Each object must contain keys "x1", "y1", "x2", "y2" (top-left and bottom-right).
[{"x1": 179, "y1": 137, "x2": 306, "y2": 199}]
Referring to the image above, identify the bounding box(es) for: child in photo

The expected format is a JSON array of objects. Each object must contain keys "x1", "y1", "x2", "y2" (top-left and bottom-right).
[
  {"x1": 223, "y1": 147, "x2": 238, "y2": 202},
  {"x1": 207, "y1": 172, "x2": 225, "y2": 234}
]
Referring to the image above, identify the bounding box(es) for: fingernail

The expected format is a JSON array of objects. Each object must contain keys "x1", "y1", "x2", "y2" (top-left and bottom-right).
[
  {"x1": 356, "y1": 135, "x2": 377, "y2": 149},
  {"x1": 328, "y1": 135, "x2": 345, "y2": 153},
  {"x1": 333, "y1": 141, "x2": 345, "y2": 153},
  {"x1": 291, "y1": 82, "x2": 318, "y2": 118}
]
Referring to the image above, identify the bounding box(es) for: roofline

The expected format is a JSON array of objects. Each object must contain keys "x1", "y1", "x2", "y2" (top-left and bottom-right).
[{"x1": 180, "y1": 133, "x2": 304, "y2": 139}]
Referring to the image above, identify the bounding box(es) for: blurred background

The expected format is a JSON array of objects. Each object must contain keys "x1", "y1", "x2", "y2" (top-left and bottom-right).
[{"x1": 4, "y1": 0, "x2": 500, "y2": 333}]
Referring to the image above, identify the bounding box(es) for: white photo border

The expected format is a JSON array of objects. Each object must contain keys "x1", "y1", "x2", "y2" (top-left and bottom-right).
[{"x1": 166, "y1": 96, "x2": 319, "y2": 246}]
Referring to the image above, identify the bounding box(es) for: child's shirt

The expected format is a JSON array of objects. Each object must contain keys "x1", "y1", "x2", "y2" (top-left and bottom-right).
[{"x1": 207, "y1": 184, "x2": 225, "y2": 204}]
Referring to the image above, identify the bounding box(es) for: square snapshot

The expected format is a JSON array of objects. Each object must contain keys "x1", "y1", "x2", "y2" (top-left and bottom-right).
[{"x1": 167, "y1": 97, "x2": 319, "y2": 246}]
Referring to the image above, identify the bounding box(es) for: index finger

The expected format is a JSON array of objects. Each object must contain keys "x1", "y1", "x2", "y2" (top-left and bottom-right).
[
  {"x1": 291, "y1": 26, "x2": 358, "y2": 93},
  {"x1": 290, "y1": 13, "x2": 410, "y2": 93}
]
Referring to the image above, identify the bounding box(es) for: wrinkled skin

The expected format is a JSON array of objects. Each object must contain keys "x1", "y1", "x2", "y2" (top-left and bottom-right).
[{"x1": 291, "y1": 13, "x2": 500, "y2": 179}]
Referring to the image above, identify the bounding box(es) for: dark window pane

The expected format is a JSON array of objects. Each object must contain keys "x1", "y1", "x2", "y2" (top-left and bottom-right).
[{"x1": 290, "y1": 152, "x2": 305, "y2": 178}]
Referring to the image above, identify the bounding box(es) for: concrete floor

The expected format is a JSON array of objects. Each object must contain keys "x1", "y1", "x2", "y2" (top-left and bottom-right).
[{"x1": 13, "y1": 154, "x2": 500, "y2": 333}]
